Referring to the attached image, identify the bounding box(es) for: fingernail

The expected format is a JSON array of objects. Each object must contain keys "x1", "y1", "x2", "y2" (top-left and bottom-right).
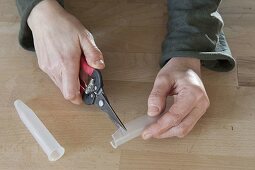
[
  {"x1": 96, "y1": 60, "x2": 105, "y2": 67},
  {"x1": 99, "y1": 59, "x2": 104, "y2": 64},
  {"x1": 148, "y1": 105, "x2": 159, "y2": 116},
  {"x1": 143, "y1": 132, "x2": 152, "y2": 140}
]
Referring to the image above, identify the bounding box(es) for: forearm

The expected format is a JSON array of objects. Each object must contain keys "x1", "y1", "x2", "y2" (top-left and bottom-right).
[{"x1": 162, "y1": 0, "x2": 235, "y2": 72}]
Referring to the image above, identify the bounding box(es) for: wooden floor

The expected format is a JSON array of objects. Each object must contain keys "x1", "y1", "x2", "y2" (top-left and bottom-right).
[{"x1": 0, "y1": 0, "x2": 255, "y2": 169}]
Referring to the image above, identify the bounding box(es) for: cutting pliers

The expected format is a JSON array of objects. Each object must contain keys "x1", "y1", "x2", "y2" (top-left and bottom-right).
[{"x1": 79, "y1": 56, "x2": 126, "y2": 131}]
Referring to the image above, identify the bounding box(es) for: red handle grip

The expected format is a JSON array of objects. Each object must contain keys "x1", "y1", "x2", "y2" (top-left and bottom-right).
[
  {"x1": 80, "y1": 56, "x2": 94, "y2": 76},
  {"x1": 79, "y1": 56, "x2": 95, "y2": 95}
]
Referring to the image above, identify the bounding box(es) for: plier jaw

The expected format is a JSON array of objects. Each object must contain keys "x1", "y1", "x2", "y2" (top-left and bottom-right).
[{"x1": 79, "y1": 56, "x2": 127, "y2": 131}]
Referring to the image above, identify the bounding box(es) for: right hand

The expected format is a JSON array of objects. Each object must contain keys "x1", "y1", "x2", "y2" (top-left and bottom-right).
[{"x1": 28, "y1": 0, "x2": 105, "y2": 104}]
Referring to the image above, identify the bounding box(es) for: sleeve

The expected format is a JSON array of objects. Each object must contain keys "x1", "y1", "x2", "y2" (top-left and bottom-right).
[
  {"x1": 161, "y1": 0, "x2": 236, "y2": 72},
  {"x1": 16, "y1": 0, "x2": 64, "y2": 51}
]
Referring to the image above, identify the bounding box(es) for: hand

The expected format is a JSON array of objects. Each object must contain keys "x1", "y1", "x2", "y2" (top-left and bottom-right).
[
  {"x1": 28, "y1": 0, "x2": 105, "y2": 104},
  {"x1": 142, "y1": 57, "x2": 210, "y2": 139}
]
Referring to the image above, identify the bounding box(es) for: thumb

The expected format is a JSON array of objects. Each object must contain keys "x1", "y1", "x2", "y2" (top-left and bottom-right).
[
  {"x1": 148, "y1": 75, "x2": 172, "y2": 117},
  {"x1": 79, "y1": 30, "x2": 105, "y2": 69}
]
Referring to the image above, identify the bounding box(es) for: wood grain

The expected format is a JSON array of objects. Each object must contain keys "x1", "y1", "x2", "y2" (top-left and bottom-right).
[
  {"x1": 0, "y1": 0, "x2": 254, "y2": 169},
  {"x1": 238, "y1": 57, "x2": 255, "y2": 86}
]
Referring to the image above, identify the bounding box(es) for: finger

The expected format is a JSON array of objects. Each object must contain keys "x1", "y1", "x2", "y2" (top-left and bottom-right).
[
  {"x1": 147, "y1": 74, "x2": 173, "y2": 117},
  {"x1": 61, "y1": 62, "x2": 83, "y2": 105},
  {"x1": 79, "y1": 30, "x2": 105, "y2": 69},
  {"x1": 49, "y1": 73, "x2": 63, "y2": 92},
  {"x1": 157, "y1": 107, "x2": 204, "y2": 138},
  {"x1": 143, "y1": 90, "x2": 196, "y2": 140}
]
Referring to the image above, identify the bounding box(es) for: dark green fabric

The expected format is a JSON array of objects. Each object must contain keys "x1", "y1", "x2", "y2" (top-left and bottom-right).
[
  {"x1": 16, "y1": 0, "x2": 235, "y2": 72},
  {"x1": 16, "y1": 0, "x2": 64, "y2": 51},
  {"x1": 161, "y1": 0, "x2": 235, "y2": 71}
]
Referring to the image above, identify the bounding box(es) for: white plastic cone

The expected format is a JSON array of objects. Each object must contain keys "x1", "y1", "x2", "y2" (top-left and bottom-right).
[{"x1": 14, "y1": 100, "x2": 65, "y2": 161}]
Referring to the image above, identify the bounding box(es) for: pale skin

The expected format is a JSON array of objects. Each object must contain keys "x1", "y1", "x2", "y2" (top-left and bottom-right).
[{"x1": 28, "y1": 0, "x2": 210, "y2": 139}]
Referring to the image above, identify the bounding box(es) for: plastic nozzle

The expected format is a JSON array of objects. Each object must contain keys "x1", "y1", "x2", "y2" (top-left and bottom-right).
[
  {"x1": 14, "y1": 100, "x2": 65, "y2": 161},
  {"x1": 110, "y1": 114, "x2": 159, "y2": 148}
]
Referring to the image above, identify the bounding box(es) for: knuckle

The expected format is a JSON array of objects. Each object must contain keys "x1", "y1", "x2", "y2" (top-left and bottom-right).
[
  {"x1": 149, "y1": 74, "x2": 169, "y2": 99},
  {"x1": 202, "y1": 96, "x2": 210, "y2": 110},
  {"x1": 85, "y1": 47, "x2": 103, "y2": 63},
  {"x1": 177, "y1": 125, "x2": 188, "y2": 138},
  {"x1": 82, "y1": 30, "x2": 94, "y2": 41},
  {"x1": 171, "y1": 118, "x2": 179, "y2": 127},
  {"x1": 189, "y1": 86, "x2": 210, "y2": 110},
  {"x1": 155, "y1": 73, "x2": 169, "y2": 86},
  {"x1": 149, "y1": 90, "x2": 162, "y2": 99},
  {"x1": 86, "y1": 30, "x2": 94, "y2": 39},
  {"x1": 171, "y1": 113, "x2": 182, "y2": 126},
  {"x1": 159, "y1": 112, "x2": 181, "y2": 127},
  {"x1": 188, "y1": 85, "x2": 206, "y2": 102},
  {"x1": 64, "y1": 92, "x2": 76, "y2": 101}
]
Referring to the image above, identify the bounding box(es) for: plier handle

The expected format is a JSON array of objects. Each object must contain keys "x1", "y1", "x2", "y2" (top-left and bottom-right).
[{"x1": 79, "y1": 56, "x2": 126, "y2": 131}]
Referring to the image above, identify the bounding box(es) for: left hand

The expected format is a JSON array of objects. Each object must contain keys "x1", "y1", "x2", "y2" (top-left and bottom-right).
[{"x1": 142, "y1": 57, "x2": 210, "y2": 139}]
